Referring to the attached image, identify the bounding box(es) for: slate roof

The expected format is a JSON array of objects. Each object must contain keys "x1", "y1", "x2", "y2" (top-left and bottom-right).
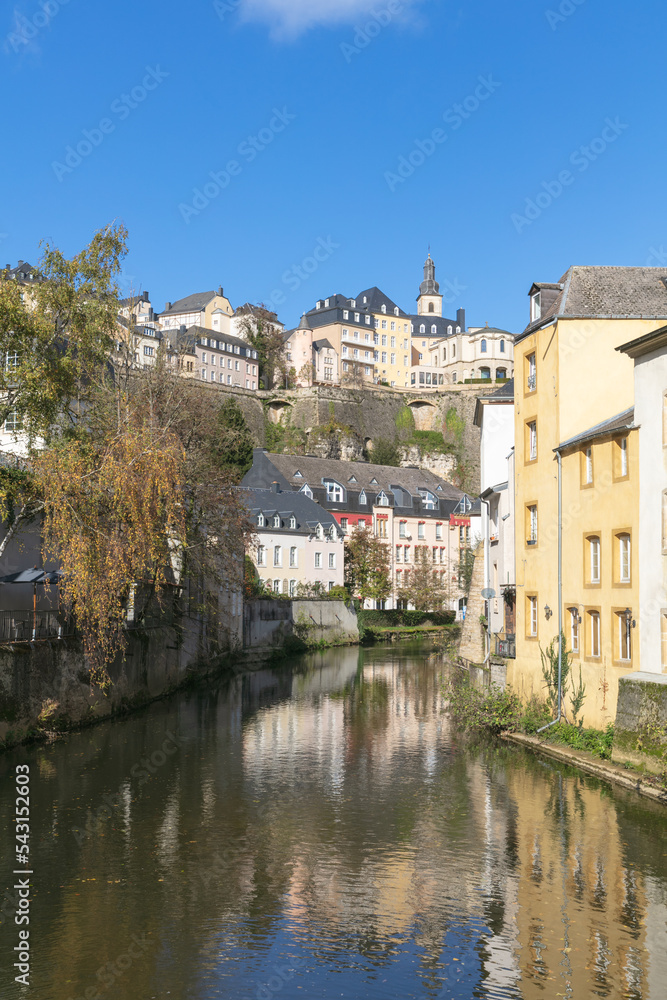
[
  {"x1": 4, "y1": 262, "x2": 39, "y2": 283},
  {"x1": 167, "y1": 325, "x2": 257, "y2": 358},
  {"x1": 519, "y1": 267, "x2": 667, "y2": 342},
  {"x1": 119, "y1": 292, "x2": 149, "y2": 307},
  {"x1": 486, "y1": 377, "x2": 514, "y2": 399},
  {"x1": 409, "y1": 314, "x2": 462, "y2": 338},
  {"x1": 161, "y1": 292, "x2": 216, "y2": 316},
  {"x1": 313, "y1": 339, "x2": 334, "y2": 351},
  {"x1": 238, "y1": 486, "x2": 342, "y2": 535},
  {"x1": 355, "y1": 286, "x2": 407, "y2": 318},
  {"x1": 473, "y1": 379, "x2": 514, "y2": 426},
  {"x1": 556, "y1": 408, "x2": 635, "y2": 452},
  {"x1": 242, "y1": 450, "x2": 466, "y2": 502}
]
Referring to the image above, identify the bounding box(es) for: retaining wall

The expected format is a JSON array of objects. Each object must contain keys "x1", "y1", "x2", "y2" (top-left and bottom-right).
[{"x1": 612, "y1": 671, "x2": 667, "y2": 774}]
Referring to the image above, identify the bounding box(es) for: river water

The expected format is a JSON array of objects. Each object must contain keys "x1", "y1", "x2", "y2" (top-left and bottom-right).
[{"x1": 1, "y1": 640, "x2": 666, "y2": 999}]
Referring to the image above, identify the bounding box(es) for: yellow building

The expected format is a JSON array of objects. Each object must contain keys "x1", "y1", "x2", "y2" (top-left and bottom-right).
[{"x1": 510, "y1": 266, "x2": 667, "y2": 728}]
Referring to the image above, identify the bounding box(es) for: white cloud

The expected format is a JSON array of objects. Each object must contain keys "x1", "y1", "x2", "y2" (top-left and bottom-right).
[{"x1": 237, "y1": 0, "x2": 424, "y2": 40}]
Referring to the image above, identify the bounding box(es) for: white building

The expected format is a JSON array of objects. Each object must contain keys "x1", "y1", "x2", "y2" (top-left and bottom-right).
[
  {"x1": 474, "y1": 379, "x2": 516, "y2": 652},
  {"x1": 618, "y1": 326, "x2": 667, "y2": 673},
  {"x1": 421, "y1": 324, "x2": 514, "y2": 387},
  {"x1": 242, "y1": 483, "x2": 345, "y2": 596}
]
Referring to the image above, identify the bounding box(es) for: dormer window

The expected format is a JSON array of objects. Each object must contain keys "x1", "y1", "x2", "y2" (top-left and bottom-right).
[
  {"x1": 257, "y1": 514, "x2": 265, "y2": 527},
  {"x1": 316, "y1": 301, "x2": 321, "y2": 309},
  {"x1": 343, "y1": 310, "x2": 349, "y2": 319},
  {"x1": 431, "y1": 325, "x2": 437, "y2": 334},
  {"x1": 377, "y1": 491, "x2": 390, "y2": 506},
  {"x1": 317, "y1": 524, "x2": 324, "y2": 540},
  {"x1": 370, "y1": 478, "x2": 378, "y2": 485},
  {"x1": 273, "y1": 515, "x2": 280, "y2": 528},
  {"x1": 329, "y1": 525, "x2": 336, "y2": 539},
  {"x1": 394, "y1": 307, "x2": 399, "y2": 316},
  {"x1": 420, "y1": 324, "x2": 425, "y2": 333},
  {"x1": 294, "y1": 470, "x2": 302, "y2": 478},
  {"x1": 419, "y1": 489, "x2": 437, "y2": 510},
  {"x1": 290, "y1": 516, "x2": 296, "y2": 529},
  {"x1": 531, "y1": 290, "x2": 541, "y2": 322},
  {"x1": 351, "y1": 300, "x2": 356, "y2": 308},
  {"x1": 381, "y1": 304, "x2": 387, "y2": 314},
  {"x1": 301, "y1": 484, "x2": 313, "y2": 498},
  {"x1": 349, "y1": 475, "x2": 357, "y2": 483},
  {"x1": 363, "y1": 296, "x2": 367, "y2": 304},
  {"x1": 324, "y1": 479, "x2": 344, "y2": 503},
  {"x1": 325, "y1": 298, "x2": 330, "y2": 307},
  {"x1": 365, "y1": 316, "x2": 371, "y2": 325},
  {"x1": 456, "y1": 326, "x2": 461, "y2": 333},
  {"x1": 355, "y1": 313, "x2": 360, "y2": 322},
  {"x1": 359, "y1": 490, "x2": 367, "y2": 505}
]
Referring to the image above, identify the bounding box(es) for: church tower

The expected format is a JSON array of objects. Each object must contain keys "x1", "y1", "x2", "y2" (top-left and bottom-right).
[{"x1": 416, "y1": 252, "x2": 443, "y2": 317}]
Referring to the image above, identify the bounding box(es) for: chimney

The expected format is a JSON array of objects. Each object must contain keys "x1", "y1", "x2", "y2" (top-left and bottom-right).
[
  {"x1": 270, "y1": 481, "x2": 280, "y2": 493},
  {"x1": 18, "y1": 259, "x2": 24, "y2": 265},
  {"x1": 457, "y1": 307, "x2": 466, "y2": 331},
  {"x1": 217, "y1": 286, "x2": 223, "y2": 297},
  {"x1": 179, "y1": 324, "x2": 186, "y2": 337},
  {"x1": 4, "y1": 264, "x2": 10, "y2": 271},
  {"x1": 164, "y1": 301, "x2": 172, "y2": 312},
  {"x1": 143, "y1": 290, "x2": 149, "y2": 302}
]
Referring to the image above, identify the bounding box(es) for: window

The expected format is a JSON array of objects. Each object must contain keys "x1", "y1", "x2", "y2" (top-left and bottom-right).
[
  {"x1": 618, "y1": 533, "x2": 631, "y2": 583},
  {"x1": 4, "y1": 410, "x2": 22, "y2": 433},
  {"x1": 614, "y1": 436, "x2": 629, "y2": 479},
  {"x1": 527, "y1": 421, "x2": 537, "y2": 461},
  {"x1": 301, "y1": 484, "x2": 313, "y2": 499},
  {"x1": 496, "y1": 368, "x2": 507, "y2": 380},
  {"x1": 399, "y1": 521, "x2": 406, "y2": 538},
  {"x1": 201, "y1": 352, "x2": 207, "y2": 364},
  {"x1": 480, "y1": 367, "x2": 491, "y2": 380},
  {"x1": 396, "y1": 545, "x2": 402, "y2": 562},
  {"x1": 329, "y1": 552, "x2": 336, "y2": 569},
  {"x1": 273, "y1": 514, "x2": 280, "y2": 528},
  {"x1": 527, "y1": 596, "x2": 538, "y2": 637},
  {"x1": 290, "y1": 516, "x2": 296, "y2": 529},
  {"x1": 143, "y1": 345, "x2": 154, "y2": 357},
  {"x1": 390, "y1": 354, "x2": 395, "y2": 365},
  {"x1": 428, "y1": 302, "x2": 434, "y2": 313},
  {"x1": 404, "y1": 545, "x2": 410, "y2": 562},
  {"x1": 568, "y1": 607, "x2": 580, "y2": 653},
  {"x1": 314, "y1": 552, "x2": 322, "y2": 568},
  {"x1": 527, "y1": 504, "x2": 537, "y2": 545},
  {"x1": 588, "y1": 610, "x2": 601, "y2": 657},
  {"x1": 341, "y1": 517, "x2": 348, "y2": 534},
  {"x1": 432, "y1": 547, "x2": 438, "y2": 563},
  {"x1": 289, "y1": 579, "x2": 297, "y2": 597},
  {"x1": 5, "y1": 351, "x2": 19, "y2": 369},
  {"x1": 325, "y1": 480, "x2": 344, "y2": 503},
  {"x1": 273, "y1": 545, "x2": 282, "y2": 567},
  {"x1": 418, "y1": 523, "x2": 425, "y2": 540},
  {"x1": 273, "y1": 580, "x2": 280, "y2": 594},
  {"x1": 376, "y1": 518, "x2": 388, "y2": 538},
  {"x1": 588, "y1": 536, "x2": 601, "y2": 584},
  {"x1": 526, "y1": 352, "x2": 536, "y2": 392},
  {"x1": 257, "y1": 545, "x2": 266, "y2": 567},
  {"x1": 500, "y1": 339, "x2": 505, "y2": 353},
  {"x1": 419, "y1": 490, "x2": 436, "y2": 510},
  {"x1": 582, "y1": 447, "x2": 593, "y2": 486},
  {"x1": 431, "y1": 325, "x2": 437, "y2": 334},
  {"x1": 616, "y1": 611, "x2": 632, "y2": 662},
  {"x1": 316, "y1": 524, "x2": 324, "y2": 540},
  {"x1": 359, "y1": 491, "x2": 367, "y2": 505},
  {"x1": 257, "y1": 514, "x2": 264, "y2": 527},
  {"x1": 377, "y1": 492, "x2": 390, "y2": 506},
  {"x1": 420, "y1": 324, "x2": 425, "y2": 333},
  {"x1": 480, "y1": 339, "x2": 487, "y2": 353},
  {"x1": 531, "y1": 291, "x2": 541, "y2": 322},
  {"x1": 290, "y1": 546, "x2": 297, "y2": 567},
  {"x1": 435, "y1": 523, "x2": 442, "y2": 540}
]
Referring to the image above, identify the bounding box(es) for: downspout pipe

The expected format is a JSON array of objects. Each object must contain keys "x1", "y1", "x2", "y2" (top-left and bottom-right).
[
  {"x1": 480, "y1": 497, "x2": 491, "y2": 665},
  {"x1": 537, "y1": 449, "x2": 563, "y2": 733}
]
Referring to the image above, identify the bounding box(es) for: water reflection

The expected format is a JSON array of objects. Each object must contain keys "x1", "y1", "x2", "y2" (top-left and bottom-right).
[{"x1": 0, "y1": 641, "x2": 666, "y2": 999}]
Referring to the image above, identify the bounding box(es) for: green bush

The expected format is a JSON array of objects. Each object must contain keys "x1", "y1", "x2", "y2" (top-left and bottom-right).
[
  {"x1": 357, "y1": 609, "x2": 455, "y2": 628},
  {"x1": 443, "y1": 677, "x2": 523, "y2": 734}
]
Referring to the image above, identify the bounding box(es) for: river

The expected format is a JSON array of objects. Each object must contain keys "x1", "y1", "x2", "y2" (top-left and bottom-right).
[{"x1": 1, "y1": 639, "x2": 666, "y2": 999}]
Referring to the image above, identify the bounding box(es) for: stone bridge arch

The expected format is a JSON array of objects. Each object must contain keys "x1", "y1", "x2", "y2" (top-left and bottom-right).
[
  {"x1": 266, "y1": 399, "x2": 293, "y2": 424},
  {"x1": 407, "y1": 399, "x2": 437, "y2": 430}
]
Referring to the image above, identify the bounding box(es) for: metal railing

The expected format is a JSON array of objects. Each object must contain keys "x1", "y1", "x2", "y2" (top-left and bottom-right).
[
  {"x1": 527, "y1": 373, "x2": 536, "y2": 391},
  {"x1": 0, "y1": 611, "x2": 75, "y2": 643},
  {"x1": 495, "y1": 634, "x2": 516, "y2": 659}
]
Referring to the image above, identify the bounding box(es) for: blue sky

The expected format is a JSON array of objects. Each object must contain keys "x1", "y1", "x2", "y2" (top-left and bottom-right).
[{"x1": 2, "y1": 0, "x2": 666, "y2": 332}]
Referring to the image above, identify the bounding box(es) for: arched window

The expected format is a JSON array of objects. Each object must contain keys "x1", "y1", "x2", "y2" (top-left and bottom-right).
[
  {"x1": 500, "y1": 339, "x2": 505, "y2": 353},
  {"x1": 394, "y1": 306, "x2": 399, "y2": 316},
  {"x1": 359, "y1": 490, "x2": 367, "y2": 505},
  {"x1": 431, "y1": 325, "x2": 437, "y2": 334},
  {"x1": 496, "y1": 368, "x2": 506, "y2": 380},
  {"x1": 420, "y1": 324, "x2": 425, "y2": 333},
  {"x1": 381, "y1": 304, "x2": 387, "y2": 313},
  {"x1": 480, "y1": 367, "x2": 491, "y2": 379},
  {"x1": 428, "y1": 302, "x2": 434, "y2": 313},
  {"x1": 480, "y1": 339, "x2": 487, "y2": 353}
]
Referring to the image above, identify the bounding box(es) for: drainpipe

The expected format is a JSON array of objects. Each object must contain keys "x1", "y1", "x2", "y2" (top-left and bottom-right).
[
  {"x1": 480, "y1": 497, "x2": 491, "y2": 665},
  {"x1": 537, "y1": 449, "x2": 563, "y2": 732}
]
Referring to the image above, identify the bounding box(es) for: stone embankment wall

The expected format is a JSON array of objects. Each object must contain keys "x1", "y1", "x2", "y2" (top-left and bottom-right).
[
  {"x1": 0, "y1": 617, "x2": 224, "y2": 742},
  {"x1": 228, "y1": 384, "x2": 492, "y2": 494},
  {"x1": 612, "y1": 671, "x2": 667, "y2": 774},
  {"x1": 243, "y1": 599, "x2": 359, "y2": 657},
  {"x1": 458, "y1": 548, "x2": 486, "y2": 664}
]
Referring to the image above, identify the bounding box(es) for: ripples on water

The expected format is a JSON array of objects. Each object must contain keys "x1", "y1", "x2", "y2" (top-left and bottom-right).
[{"x1": 1, "y1": 640, "x2": 666, "y2": 999}]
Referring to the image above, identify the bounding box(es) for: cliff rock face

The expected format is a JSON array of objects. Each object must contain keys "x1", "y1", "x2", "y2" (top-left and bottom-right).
[{"x1": 226, "y1": 384, "x2": 497, "y2": 494}]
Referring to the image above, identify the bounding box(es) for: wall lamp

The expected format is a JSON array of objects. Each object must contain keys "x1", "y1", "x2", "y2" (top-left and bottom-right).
[
  {"x1": 544, "y1": 604, "x2": 553, "y2": 620},
  {"x1": 624, "y1": 608, "x2": 637, "y2": 629}
]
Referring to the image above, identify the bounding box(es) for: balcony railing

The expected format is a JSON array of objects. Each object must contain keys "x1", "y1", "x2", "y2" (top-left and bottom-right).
[
  {"x1": 495, "y1": 634, "x2": 516, "y2": 658},
  {"x1": 0, "y1": 610, "x2": 75, "y2": 643},
  {"x1": 527, "y1": 373, "x2": 537, "y2": 391}
]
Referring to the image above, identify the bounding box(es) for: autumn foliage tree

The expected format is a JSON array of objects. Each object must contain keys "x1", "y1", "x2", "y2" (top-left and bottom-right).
[
  {"x1": 344, "y1": 525, "x2": 391, "y2": 606},
  {"x1": 403, "y1": 545, "x2": 449, "y2": 612}
]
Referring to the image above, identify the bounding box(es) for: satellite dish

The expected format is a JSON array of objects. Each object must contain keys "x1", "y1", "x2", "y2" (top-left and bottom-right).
[{"x1": 481, "y1": 588, "x2": 496, "y2": 599}]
